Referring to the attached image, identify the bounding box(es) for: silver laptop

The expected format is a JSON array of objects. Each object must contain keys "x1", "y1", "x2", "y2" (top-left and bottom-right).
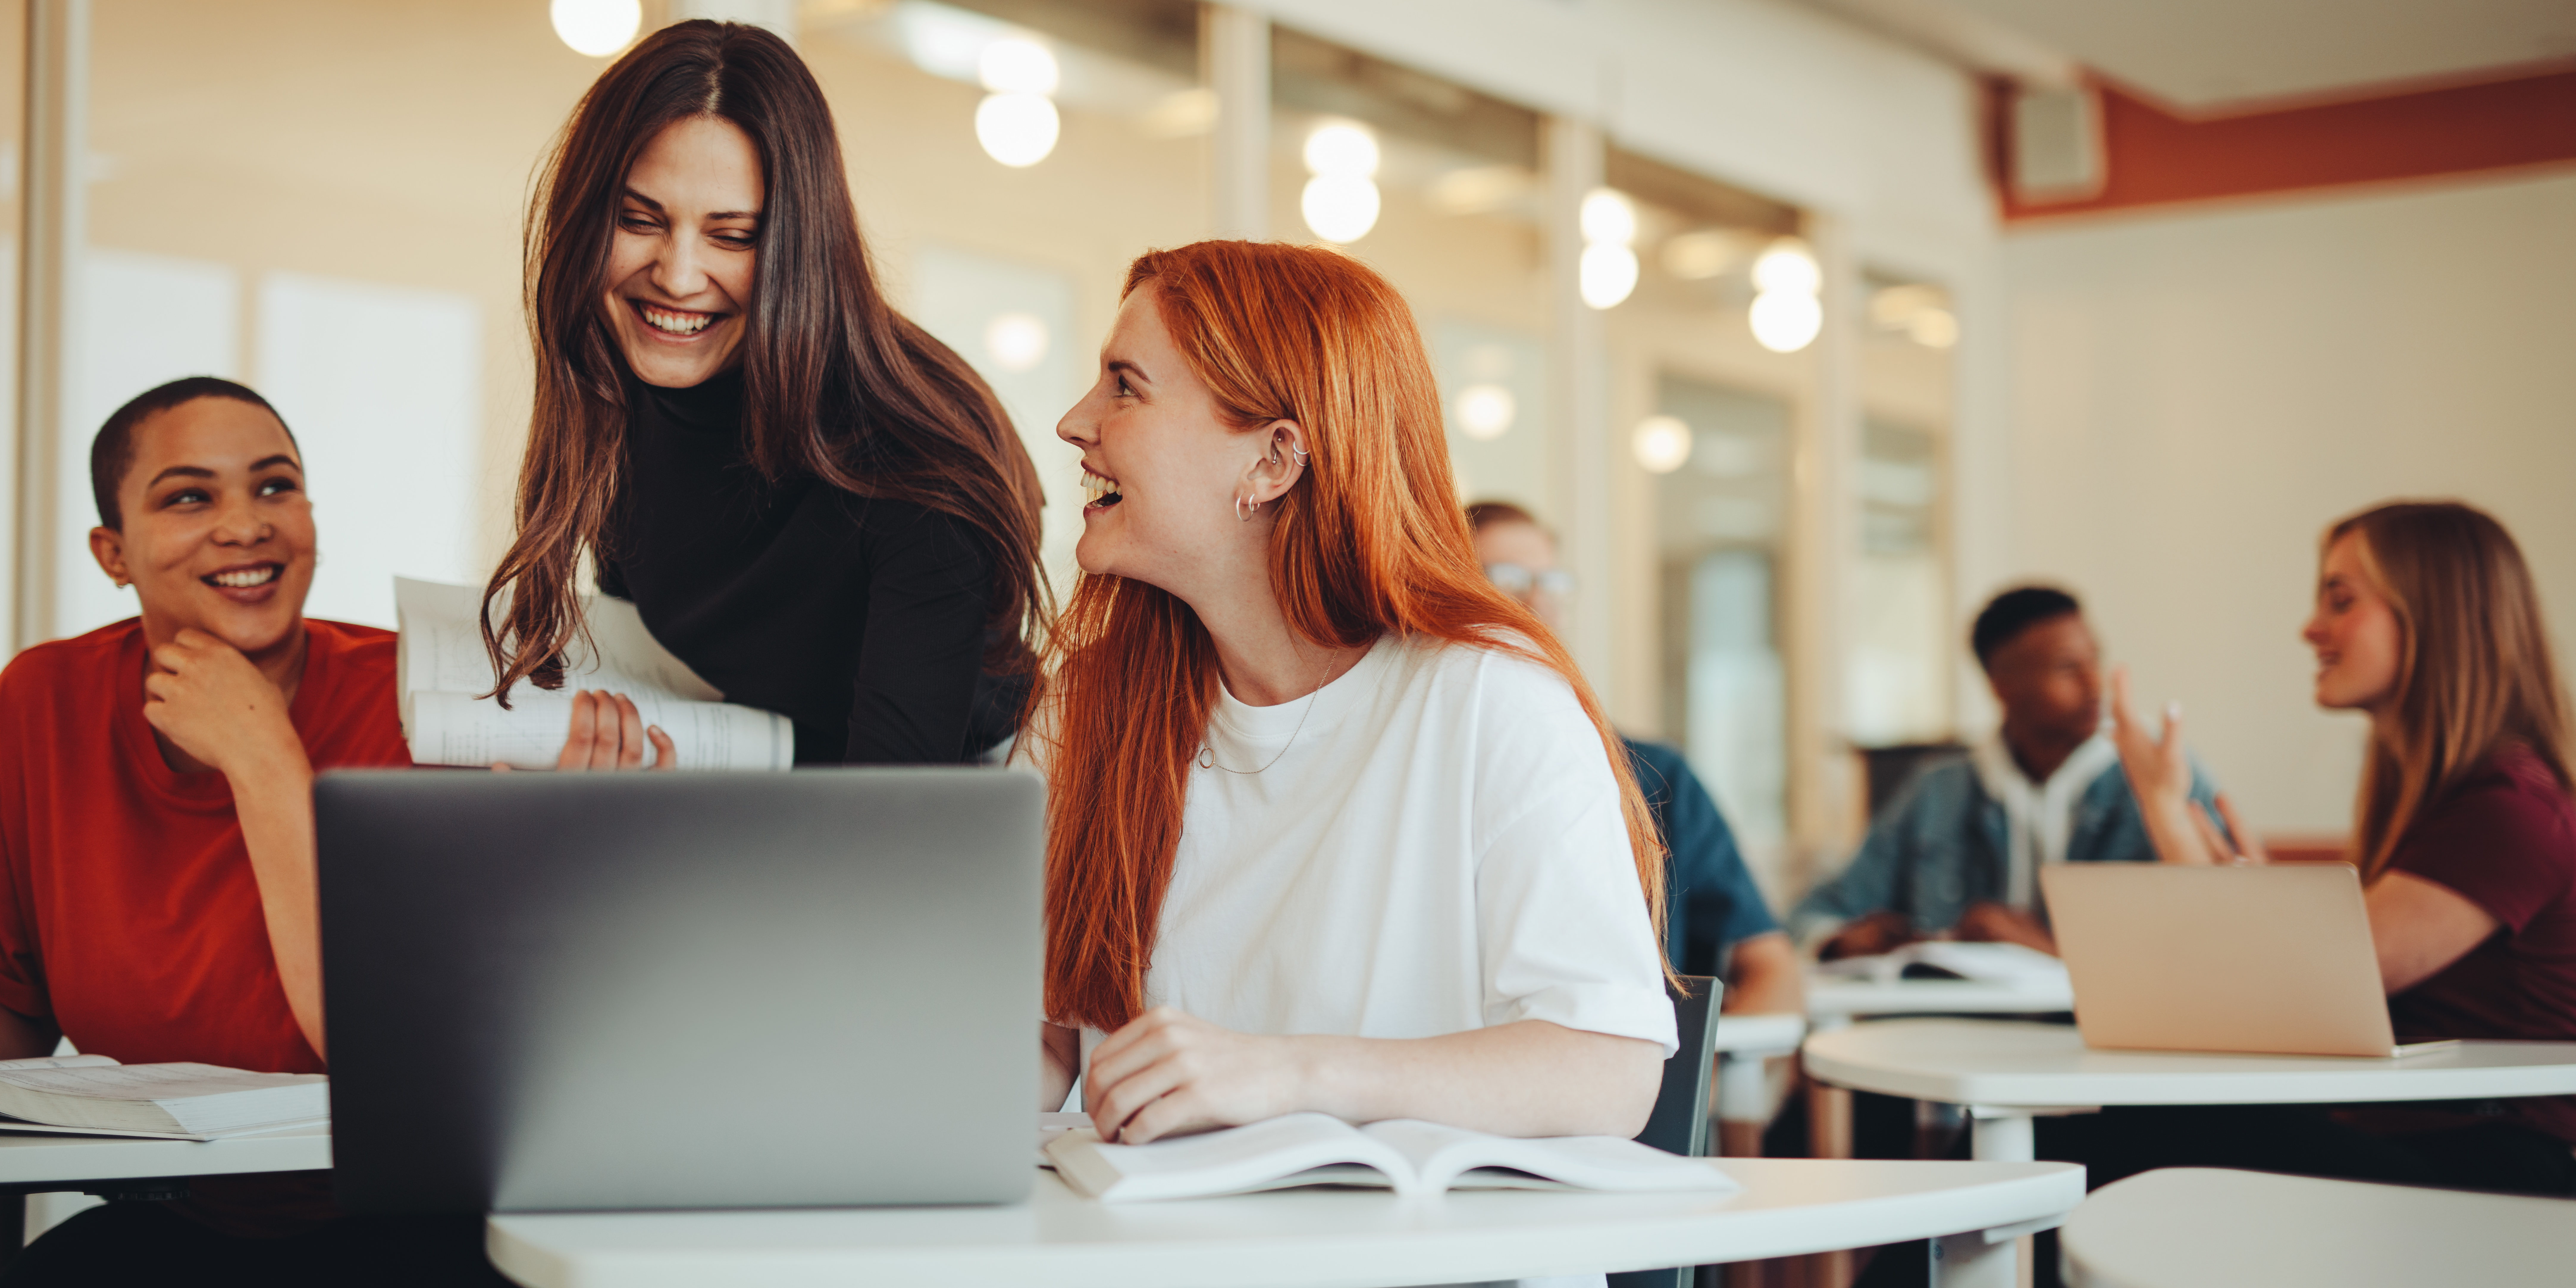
[
  {"x1": 2042, "y1": 863, "x2": 2454, "y2": 1058},
  {"x1": 317, "y1": 768, "x2": 1043, "y2": 1212}
]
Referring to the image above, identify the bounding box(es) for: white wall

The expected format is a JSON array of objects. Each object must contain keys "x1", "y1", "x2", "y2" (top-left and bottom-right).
[{"x1": 1997, "y1": 170, "x2": 2576, "y2": 833}]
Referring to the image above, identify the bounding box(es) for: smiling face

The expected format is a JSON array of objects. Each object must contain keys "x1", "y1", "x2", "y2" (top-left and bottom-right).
[
  {"x1": 1056, "y1": 284, "x2": 1298, "y2": 592},
  {"x1": 601, "y1": 115, "x2": 763, "y2": 388},
  {"x1": 89, "y1": 397, "x2": 315, "y2": 656},
  {"x1": 2304, "y1": 531, "x2": 2405, "y2": 713}
]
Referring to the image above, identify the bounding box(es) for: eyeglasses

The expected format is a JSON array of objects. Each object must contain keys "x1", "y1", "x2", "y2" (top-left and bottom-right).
[{"x1": 1484, "y1": 563, "x2": 1576, "y2": 597}]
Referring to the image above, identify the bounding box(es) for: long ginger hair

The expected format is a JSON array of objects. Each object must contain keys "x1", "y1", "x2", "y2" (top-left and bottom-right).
[
  {"x1": 2332, "y1": 501, "x2": 2573, "y2": 879},
  {"x1": 1032, "y1": 241, "x2": 1668, "y2": 1031},
  {"x1": 482, "y1": 20, "x2": 1045, "y2": 697}
]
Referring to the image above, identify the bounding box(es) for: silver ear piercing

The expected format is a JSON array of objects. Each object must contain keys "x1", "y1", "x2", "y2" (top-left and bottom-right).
[{"x1": 1236, "y1": 496, "x2": 1260, "y2": 521}]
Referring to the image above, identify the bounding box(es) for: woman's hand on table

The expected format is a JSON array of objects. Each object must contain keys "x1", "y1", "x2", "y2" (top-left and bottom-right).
[
  {"x1": 1085, "y1": 1007, "x2": 1303, "y2": 1145},
  {"x1": 495, "y1": 690, "x2": 678, "y2": 771}
]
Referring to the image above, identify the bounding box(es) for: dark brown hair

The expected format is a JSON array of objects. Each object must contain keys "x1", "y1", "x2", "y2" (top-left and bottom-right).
[
  {"x1": 2331, "y1": 501, "x2": 2574, "y2": 878},
  {"x1": 91, "y1": 377, "x2": 295, "y2": 530},
  {"x1": 483, "y1": 20, "x2": 1045, "y2": 697}
]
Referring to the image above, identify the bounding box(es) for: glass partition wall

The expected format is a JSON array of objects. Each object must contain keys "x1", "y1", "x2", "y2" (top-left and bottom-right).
[
  {"x1": 5, "y1": 2, "x2": 1960, "y2": 908},
  {"x1": 1605, "y1": 146, "x2": 1810, "y2": 896}
]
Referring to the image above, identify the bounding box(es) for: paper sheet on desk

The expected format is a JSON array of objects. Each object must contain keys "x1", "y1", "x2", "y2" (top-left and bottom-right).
[{"x1": 1815, "y1": 941, "x2": 2071, "y2": 988}]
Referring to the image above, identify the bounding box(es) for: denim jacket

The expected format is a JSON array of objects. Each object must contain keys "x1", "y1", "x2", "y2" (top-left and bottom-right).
[{"x1": 1790, "y1": 751, "x2": 2223, "y2": 938}]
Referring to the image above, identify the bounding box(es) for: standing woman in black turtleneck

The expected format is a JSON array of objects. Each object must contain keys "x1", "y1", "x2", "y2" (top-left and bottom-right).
[{"x1": 482, "y1": 21, "x2": 1045, "y2": 764}]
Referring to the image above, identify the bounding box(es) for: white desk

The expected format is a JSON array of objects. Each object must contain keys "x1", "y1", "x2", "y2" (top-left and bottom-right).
[
  {"x1": 2060, "y1": 1168, "x2": 2576, "y2": 1287},
  {"x1": 1711, "y1": 1013, "x2": 1806, "y2": 1147},
  {"x1": 1805, "y1": 977, "x2": 2074, "y2": 1026},
  {"x1": 0, "y1": 1125, "x2": 330, "y2": 1188},
  {"x1": 488, "y1": 1158, "x2": 2084, "y2": 1288},
  {"x1": 1801, "y1": 1019, "x2": 2576, "y2": 1162}
]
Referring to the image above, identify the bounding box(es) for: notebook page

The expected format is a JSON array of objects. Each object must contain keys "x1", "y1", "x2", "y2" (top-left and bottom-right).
[
  {"x1": 1047, "y1": 1112, "x2": 1415, "y2": 1200},
  {"x1": 407, "y1": 690, "x2": 794, "y2": 770},
  {"x1": 1363, "y1": 1120, "x2": 1740, "y2": 1194}
]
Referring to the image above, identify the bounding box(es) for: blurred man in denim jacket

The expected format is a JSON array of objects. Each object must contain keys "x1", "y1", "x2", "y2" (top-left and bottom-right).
[{"x1": 1794, "y1": 587, "x2": 2229, "y2": 959}]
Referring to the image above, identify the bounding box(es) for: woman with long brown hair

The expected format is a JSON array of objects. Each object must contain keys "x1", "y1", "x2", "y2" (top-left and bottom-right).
[
  {"x1": 484, "y1": 21, "x2": 1044, "y2": 764},
  {"x1": 2085, "y1": 500, "x2": 2576, "y2": 1196},
  {"x1": 1030, "y1": 240, "x2": 1675, "y2": 1162}
]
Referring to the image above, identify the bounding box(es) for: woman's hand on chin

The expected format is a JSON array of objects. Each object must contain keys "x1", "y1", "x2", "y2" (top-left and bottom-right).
[
  {"x1": 1085, "y1": 1007, "x2": 1305, "y2": 1145},
  {"x1": 143, "y1": 628, "x2": 304, "y2": 779}
]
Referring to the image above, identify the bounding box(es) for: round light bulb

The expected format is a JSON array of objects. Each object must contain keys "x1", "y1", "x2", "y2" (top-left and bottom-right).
[
  {"x1": 1455, "y1": 384, "x2": 1516, "y2": 441},
  {"x1": 1302, "y1": 122, "x2": 1380, "y2": 179},
  {"x1": 978, "y1": 37, "x2": 1060, "y2": 96},
  {"x1": 1579, "y1": 188, "x2": 1637, "y2": 246},
  {"x1": 984, "y1": 312, "x2": 1050, "y2": 372},
  {"x1": 1579, "y1": 242, "x2": 1640, "y2": 310},
  {"x1": 1300, "y1": 173, "x2": 1381, "y2": 243},
  {"x1": 1751, "y1": 237, "x2": 1821, "y2": 296},
  {"x1": 975, "y1": 92, "x2": 1061, "y2": 168},
  {"x1": 1633, "y1": 416, "x2": 1693, "y2": 474},
  {"x1": 1748, "y1": 290, "x2": 1823, "y2": 353},
  {"x1": 550, "y1": 0, "x2": 640, "y2": 57}
]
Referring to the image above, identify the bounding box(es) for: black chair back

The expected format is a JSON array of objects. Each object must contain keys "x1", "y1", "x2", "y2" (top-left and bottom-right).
[{"x1": 1611, "y1": 974, "x2": 1721, "y2": 1288}]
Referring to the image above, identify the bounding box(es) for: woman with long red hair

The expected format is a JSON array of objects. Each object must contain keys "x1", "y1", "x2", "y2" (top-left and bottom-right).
[{"x1": 1030, "y1": 241, "x2": 1675, "y2": 1151}]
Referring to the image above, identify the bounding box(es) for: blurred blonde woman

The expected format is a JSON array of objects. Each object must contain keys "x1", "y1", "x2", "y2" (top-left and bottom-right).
[{"x1": 2091, "y1": 500, "x2": 2576, "y2": 1195}]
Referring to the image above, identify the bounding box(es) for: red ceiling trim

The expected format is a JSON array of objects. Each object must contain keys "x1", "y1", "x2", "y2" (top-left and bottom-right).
[{"x1": 1993, "y1": 66, "x2": 2576, "y2": 224}]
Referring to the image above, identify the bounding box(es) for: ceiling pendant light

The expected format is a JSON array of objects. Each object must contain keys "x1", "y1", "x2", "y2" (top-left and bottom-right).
[
  {"x1": 551, "y1": 0, "x2": 642, "y2": 57},
  {"x1": 975, "y1": 37, "x2": 1061, "y2": 168}
]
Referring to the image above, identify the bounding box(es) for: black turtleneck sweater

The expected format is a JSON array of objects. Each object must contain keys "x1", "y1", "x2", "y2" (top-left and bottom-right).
[{"x1": 597, "y1": 371, "x2": 1000, "y2": 765}]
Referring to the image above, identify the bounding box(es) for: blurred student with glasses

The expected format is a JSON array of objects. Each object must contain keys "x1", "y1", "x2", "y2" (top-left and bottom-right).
[{"x1": 1466, "y1": 501, "x2": 1801, "y2": 1017}]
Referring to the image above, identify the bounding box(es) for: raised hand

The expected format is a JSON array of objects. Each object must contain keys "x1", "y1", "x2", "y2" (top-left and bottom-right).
[
  {"x1": 2108, "y1": 667, "x2": 2225, "y2": 865},
  {"x1": 1084, "y1": 1007, "x2": 1304, "y2": 1145}
]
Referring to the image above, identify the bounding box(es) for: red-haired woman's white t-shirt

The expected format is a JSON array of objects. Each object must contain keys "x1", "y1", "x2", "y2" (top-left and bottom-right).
[{"x1": 1139, "y1": 632, "x2": 1676, "y2": 1057}]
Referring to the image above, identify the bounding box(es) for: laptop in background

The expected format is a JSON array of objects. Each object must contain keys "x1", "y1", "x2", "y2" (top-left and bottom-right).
[
  {"x1": 2042, "y1": 863, "x2": 2456, "y2": 1058},
  {"x1": 317, "y1": 768, "x2": 1043, "y2": 1212}
]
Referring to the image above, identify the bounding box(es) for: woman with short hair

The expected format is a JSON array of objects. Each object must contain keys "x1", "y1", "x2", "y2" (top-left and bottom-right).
[
  {"x1": 1030, "y1": 241, "x2": 1676, "y2": 1180},
  {"x1": 485, "y1": 20, "x2": 1046, "y2": 763},
  {"x1": 0, "y1": 378, "x2": 512, "y2": 1284}
]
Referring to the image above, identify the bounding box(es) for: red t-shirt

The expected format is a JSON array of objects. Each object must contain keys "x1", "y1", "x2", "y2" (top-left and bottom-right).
[
  {"x1": 2384, "y1": 741, "x2": 2576, "y2": 1142},
  {"x1": 0, "y1": 617, "x2": 410, "y2": 1229}
]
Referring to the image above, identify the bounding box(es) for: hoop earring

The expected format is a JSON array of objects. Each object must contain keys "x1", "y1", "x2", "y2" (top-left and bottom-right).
[
  {"x1": 1289, "y1": 444, "x2": 1310, "y2": 466},
  {"x1": 1236, "y1": 495, "x2": 1260, "y2": 521}
]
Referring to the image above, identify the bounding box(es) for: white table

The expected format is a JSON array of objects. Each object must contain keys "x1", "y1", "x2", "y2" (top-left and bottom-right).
[
  {"x1": 1801, "y1": 1019, "x2": 2576, "y2": 1163},
  {"x1": 1711, "y1": 1013, "x2": 1806, "y2": 1152},
  {"x1": 0, "y1": 1125, "x2": 331, "y2": 1245},
  {"x1": 0, "y1": 1125, "x2": 330, "y2": 1188},
  {"x1": 1805, "y1": 977, "x2": 2074, "y2": 1027},
  {"x1": 2061, "y1": 1168, "x2": 2576, "y2": 1287},
  {"x1": 488, "y1": 1158, "x2": 2085, "y2": 1288}
]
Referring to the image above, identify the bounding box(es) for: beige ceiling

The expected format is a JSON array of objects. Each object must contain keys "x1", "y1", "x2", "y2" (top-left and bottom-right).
[
  {"x1": 1804, "y1": 0, "x2": 2576, "y2": 111},
  {"x1": 1947, "y1": 0, "x2": 2576, "y2": 108}
]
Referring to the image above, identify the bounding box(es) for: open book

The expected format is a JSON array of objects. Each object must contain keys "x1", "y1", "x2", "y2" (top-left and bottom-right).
[
  {"x1": 395, "y1": 578, "x2": 795, "y2": 770},
  {"x1": 0, "y1": 1055, "x2": 327, "y2": 1141},
  {"x1": 1815, "y1": 940, "x2": 2072, "y2": 989},
  {"x1": 1044, "y1": 1112, "x2": 1739, "y2": 1202}
]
